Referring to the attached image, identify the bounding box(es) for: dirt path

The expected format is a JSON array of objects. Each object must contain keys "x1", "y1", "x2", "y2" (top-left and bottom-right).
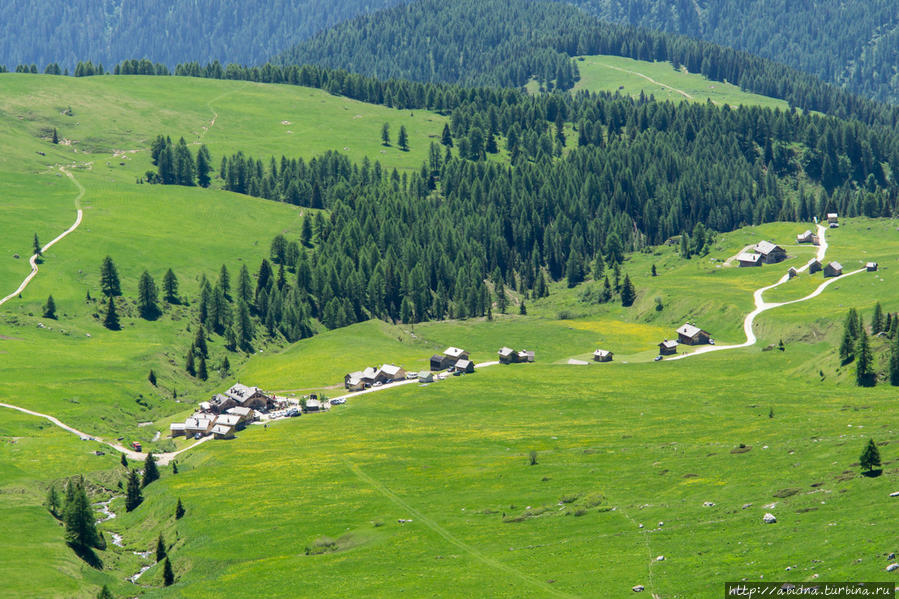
[
  {"x1": 345, "y1": 459, "x2": 576, "y2": 599},
  {"x1": 0, "y1": 168, "x2": 84, "y2": 308},
  {"x1": 602, "y1": 63, "x2": 693, "y2": 100},
  {"x1": 671, "y1": 225, "x2": 865, "y2": 361}
]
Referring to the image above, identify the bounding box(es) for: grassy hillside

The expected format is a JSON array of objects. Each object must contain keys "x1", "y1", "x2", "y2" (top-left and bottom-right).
[{"x1": 571, "y1": 55, "x2": 790, "y2": 109}]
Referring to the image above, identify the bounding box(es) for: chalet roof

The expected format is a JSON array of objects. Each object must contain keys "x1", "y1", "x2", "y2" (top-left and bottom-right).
[
  {"x1": 225, "y1": 383, "x2": 263, "y2": 403},
  {"x1": 737, "y1": 252, "x2": 762, "y2": 263},
  {"x1": 788, "y1": 267, "x2": 798, "y2": 274},
  {"x1": 170, "y1": 423, "x2": 186, "y2": 431},
  {"x1": 379, "y1": 364, "x2": 403, "y2": 376},
  {"x1": 754, "y1": 240, "x2": 782, "y2": 255},
  {"x1": 808, "y1": 258, "x2": 821, "y2": 266},
  {"x1": 867, "y1": 262, "x2": 878, "y2": 268},
  {"x1": 185, "y1": 417, "x2": 212, "y2": 429},
  {"x1": 361, "y1": 366, "x2": 378, "y2": 380},
  {"x1": 226, "y1": 407, "x2": 253, "y2": 416},
  {"x1": 211, "y1": 424, "x2": 233, "y2": 435},
  {"x1": 444, "y1": 347, "x2": 467, "y2": 358},
  {"x1": 828, "y1": 261, "x2": 842, "y2": 270},
  {"x1": 305, "y1": 399, "x2": 324, "y2": 409},
  {"x1": 498, "y1": 347, "x2": 515, "y2": 357},
  {"x1": 676, "y1": 323, "x2": 706, "y2": 338},
  {"x1": 211, "y1": 393, "x2": 232, "y2": 404},
  {"x1": 215, "y1": 414, "x2": 241, "y2": 427},
  {"x1": 659, "y1": 340, "x2": 678, "y2": 349},
  {"x1": 797, "y1": 230, "x2": 813, "y2": 241},
  {"x1": 517, "y1": 350, "x2": 534, "y2": 360},
  {"x1": 594, "y1": 349, "x2": 612, "y2": 357},
  {"x1": 430, "y1": 354, "x2": 446, "y2": 361},
  {"x1": 455, "y1": 359, "x2": 473, "y2": 369},
  {"x1": 827, "y1": 212, "x2": 838, "y2": 219}
]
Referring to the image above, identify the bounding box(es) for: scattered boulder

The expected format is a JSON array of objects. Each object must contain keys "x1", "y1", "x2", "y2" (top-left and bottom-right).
[
  {"x1": 742, "y1": 503, "x2": 752, "y2": 509},
  {"x1": 887, "y1": 563, "x2": 898, "y2": 572},
  {"x1": 763, "y1": 513, "x2": 777, "y2": 524},
  {"x1": 655, "y1": 556, "x2": 665, "y2": 561},
  {"x1": 632, "y1": 585, "x2": 644, "y2": 592}
]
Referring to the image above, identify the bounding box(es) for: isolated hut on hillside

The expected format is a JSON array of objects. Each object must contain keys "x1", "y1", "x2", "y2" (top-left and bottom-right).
[
  {"x1": 676, "y1": 323, "x2": 711, "y2": 345},
  {"x1": 593, "y1": 349, "x2": 613, "y2": 362},
  {"x1": 754, "y1": 240, "x2": 786, "y2": 264},
  {"x1": 430, "y1": 354, "x2": 450, "y2": 371},
  {"x1": 517, "y1": 350, "x2": 535, "y2": 363},
  {"x1": 454, "y1": 359, "x2": 475, "y2": 374},
  {"x1": 823, "y1": 261, "x2": 843, "y2": 277},
  {"x1": 827, "y1": 213, "x2": 839, "y2": 226},
  {"x1": 867, "y1": 262, "x2": 878, "y2": 272},
  {"x1": 658, "y1": 340, "x2": 678, "y2": 355},
  {"x1": 787, "y1": 266, "x2": 798, "y2": 279},
  {"x1": 498, "y1": 347, "x2": 517, "y2": 364},
  {"x1": 796, "y1": 230, "x2": 814, "y2": 243},
  {"x1": 808, "y1": 258, "x2": 822, "y2": 274}
]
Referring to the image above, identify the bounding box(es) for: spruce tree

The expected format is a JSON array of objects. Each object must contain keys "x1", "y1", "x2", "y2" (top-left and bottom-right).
[
  {"x1": 121, "y1": 453, "x2": 128, "y2": 468},
  {"x1": 125, "y1": 469, "x2": 143, "y2": 511},
  {"x1": 172, "y1": 461, "x2": 178, "y2": 474},
  {"x1": 185, "y1": 349, "x2": 196, "y2": 376},
  {"x1": 137, "y1": 270, "x2": 159, "y2": 319},
  {"x1": 103, "y1": 296, "x2": 120, "y2": 330},
  {"x1": 840, "y1": 318, "x2": 855, "y2": 364},
  {"x1": 398, "y1": 125, "x2": 409, "y2": 151},
  {"x1": 620, "y1": 274, "x2": 637, "y2": 307},
  {"x1": 218, "y1": 264, "x2": 231, "y2": 298},
  {"x1": 890, "y1": 334, "x2": 899, "y2": 386},
  {"x1": 592, "y1": 253, "x2": 605, "y2": 279},
  {"x1": 300, "y1": 216, "x2": 313, "y2": 247},
  {"x1": 221, "y1": 355, "x2": 231, "y2": 375},
  {"x1": 197, "y1": 355, "x2": 208, "y2": 381},
  {"x1": 237, "y1": 265, "x2": 253, "y2": 304},
  {"x1": 196, "y1": 144, "x2": 212, "y2": 188},
  {"x1": 33, "y1": 233, "x2": 42, "y2": 257},
  {"x1": 872, "y1": 302, "x2": 884, "y2": 334},
  {"x1": 142, "y1": 453, "x2": 159, "y2": 487},
  {"x1": 156, "y1": 533, "x2": 166, "y2": 562},
  {"x1": 651, "y1": 264, "x2": 657, "y2": 277},
  {"x1": 194, "y1": 326, "x2": 208, "y2": 358},
  {"x1": 175, "y1": 498, "x2": 185, "y2": 519},
  {"x1": 855, "y1": 329, "x2": 875, "y2": 387},
  {"x1": 495, "y1": 279, "x2": 507, "y2": 313},
  {"x1": 148, "y1": 369, "x2": 157, "y2": 386},
  {"x1": 43, "y1": 295, "x2": 56, "y2": 319},
  {"x1": 47, "y1": 484, "x2": 61, "y2": 517},
  {"x1": 97, "y1": 585, "x2": 113, "y2": 599},
  {"x1": 162, "y1": 268, "x2": 179, "y2": 303},
  {"x1": 381, "y1": 122, "x2": 390, "y2": 146},
  {"x1": 519, "y1": 301, "x2": 527, "y2": 315},
  {"x1": 163, "y1": 557, "x2": 175, "y2": 586},
  {"x1": 51, "y1": 128, "x2": 59, "y2": 144},
  {"x1": 63, "y1": 478, "x2": 99, "y2": 549},
  {"x1": 860, "y1": 438, "x2": 881, "y2": 472},
  {"x1": 100, "y1": 256, "x2": 121, "y2": 296}
]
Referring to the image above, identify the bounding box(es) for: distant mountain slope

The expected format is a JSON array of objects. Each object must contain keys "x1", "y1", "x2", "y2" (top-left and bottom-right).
[
  {"x1": 0, "y1": 0, "x2": 401, "y2": 70},
  {"x1": 278, "y1": 0, "x2": 581, "y2": 89},
  {"x1": 563, "y1": 0, "x2": 899, "y2": 103}
]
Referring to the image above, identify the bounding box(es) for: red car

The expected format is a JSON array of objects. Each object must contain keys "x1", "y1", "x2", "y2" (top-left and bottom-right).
[{"x1": 131, "y1": 441, "x2": 142, "y2": 452}]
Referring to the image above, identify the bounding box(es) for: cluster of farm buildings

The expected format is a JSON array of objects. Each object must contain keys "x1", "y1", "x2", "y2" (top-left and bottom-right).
[
  {"x1": 593, "y1": 322, "x2": 714, "y2": 361},
  {"x1": 168, "y1": 383, "x2": 327, "y2": 440},
  {"x1": 343, "y1": 345, "x2": 535, "y2": 391}
]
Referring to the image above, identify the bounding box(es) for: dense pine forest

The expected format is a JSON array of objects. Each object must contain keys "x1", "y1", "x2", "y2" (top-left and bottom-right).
[
  {"x1": 566, "y1": 0, "x2": 899, "y2": 104},
  {"x1": 0, "y1": 0, "x2": 399, "y2": 71}
]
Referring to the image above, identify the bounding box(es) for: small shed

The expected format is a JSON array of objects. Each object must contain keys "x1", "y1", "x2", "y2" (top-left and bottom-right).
[
  {"x1": 737, "y1": 252, "x2": 762, "y2": 267},
  {"x1": 658, "y1": 340, "x2": 678, "y2": 355},
  {"x1": 169, "y1": 423, "x2": 186, "y2": 438},
  {"x1": 676, "y1": 323, "x2": 711, "y2": 345},
  {"x1": 430, "y1": 354, "x2": 450, "y2": 371},
  {"x1": 827, "y1": 212, "x2": 838, "y2": 224},
  {"x1": 304, "y1": 399, "x2": 327, "y2": 413},
  {"x1": 418, "y1": 371, "x2": 435, "y2": 383},
  {"x1": 376, "y1": 364, "x2": 406, "y2": 383},
  {"x1": 517, "y1": 350, "x2": 535, "y2": 363},
  {"x1": 454, "y1": 359, "x2": 475, "y2": 374},
  {"x1": 344, "y1": 374, "x2": 365, "y2": 391},
  {"x1": 808, "y1": 259, "x2": 822, "y2": 274},
  {"x1": 867, "y1": 262, "x2": 878, "y2": 272},
  {"x1": 796, "y1": 230, "x2": 814, "y2": 243},
  {"x1": 498, "y1": 347, "x2": 517, "y2": 364},
  {"x1": 787, "y1": 266, "x2": 798, "y2": 279},
  {"x1": 443, "y1": 346, "x2": 469, "y2": 364},
  {"x1": 593, "y1": 349, "x2": 613, "y2": 362},
  {"x1": 823, "y1": 261, "x2": 843, "y2": 277}
]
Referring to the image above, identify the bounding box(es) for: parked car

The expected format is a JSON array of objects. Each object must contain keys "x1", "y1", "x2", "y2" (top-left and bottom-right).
[
  {"x1": 653, "y1": 355, "x2": 663, "y2": 362},
  {"x1": 373, "y1": 381, "x2": 383, "y2": 387},
  {"x1": 709, "y1": 339, "x2": 716, "y2": 345},
  {"x1": 286, "y1": 407, "x2": 300, "y2": 417},
  {"x1": 331, "y1": 398, "x2": 346, "y2": 405},
  {"x1": 194, "y1": 433, "x2": 202, "y2": 440},
  {"x1": 131, "y1": 441, "x2": 142, "y2": 451}
]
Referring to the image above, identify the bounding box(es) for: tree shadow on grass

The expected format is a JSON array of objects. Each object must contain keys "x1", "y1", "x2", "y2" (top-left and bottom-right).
[
  {"x1": 69, "y1": 543, "x2": 103, "y2": 569},
  {"x1": 862, "y1": 469, "x2": 883, "y2": 478}
]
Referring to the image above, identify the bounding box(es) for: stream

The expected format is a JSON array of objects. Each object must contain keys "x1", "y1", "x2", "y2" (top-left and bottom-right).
[{"x1": 93, "y1": 497, "x2": 154, "y2": 584}]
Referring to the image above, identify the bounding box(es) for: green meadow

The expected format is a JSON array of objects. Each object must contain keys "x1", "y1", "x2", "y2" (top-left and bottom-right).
[{"x1": 572, "y1": 55, "x2": 790, "y2": 110}]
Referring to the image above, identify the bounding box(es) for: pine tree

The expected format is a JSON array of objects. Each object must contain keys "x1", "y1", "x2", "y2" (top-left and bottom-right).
[
  {"x1": 196, "y1": 144, "x2": 212, "y2": 188},
  {"x1": 300, "y1": 216, "x2": 313, "y2": 247},
  {"x1": 840, "y1": 318, "x2": 855, "y2": 364},
  {"x1": 52, "y1": 128, "x2": 59, "y2": 144},
  {"x1": 680, "y1": 234, "x2": 691, "y2": 259},
  {"x1": 381, "y1": 122, "x2": 390, "y2": 146},
  {"x1": 137, "y1": 270, "x2": 159, "y2": 319},
  {"x1": 172, "y1": 461, "x2": 178, "y2": 474},
  {"x1": 43, "y1": 295, "x2": 56, "y2": 319},
  {"x1": 592, "y1": 253, "x2": 605, "y2": 279},
  {"x1": 125, "y1": 469, "x2": 142, "y2": 511},
  {"x1": 620, "y1": 274, "x2": 636, "y2": 307},
  {"x1": 651, "y1": 264, "x2": 657, "y2": 277},
  {"x1": 185, "y1": 350, "x2": 196, "y2": 376},
  {"x1": 872, "y1": 302, "x2": 884, "y2": 334},
  {"x1": 193, "y1": 326, "x2": 208, "y2": 358},
  {"x1": 100, "y1": 256, "x2": 121, "y2": 296},
  {"x1": 236, "y1": 300, "x2": 254, "y2": 349},
  {"x1": 860, "y1": 438, "x2": 881, "y2": 472},
  {"x1": 148, "y1": 369, "x2": 156, "y2": 386},
  {"x1": 162, "y1": 268, "x2": 179, "y2": 303},
  {"x1": 441, "y1": 123, "x2": 453, "y2": 147},
  {"x1": 142, "y1": 452, "x2": 159, "y2": 487},
  {"x1": 103, "y1": 296, "x2": 120, "y2": 330},
  {"x1": 221, "y1": 356, "x2": 231, "y2": 375},
  {"x1": 398, "y1": 125, "x2": 409, "y2": 151},
  {"x1": 175, "y1": 498, "x2": 185, "y2": 519},
  {"x1": 163, "y1": 557, "x2": 175, "y2": 586},
  {"x1": 856, "y1": 329, "x2": 875, "y2": 387},
  {"x1": 63, "y1": 478, "x2": 99, "y2": 549},
  {"x1": 237, "y1": 265, "x2": 253, "y2": 304},
  {"x1": 120, "y1": 452, "x2": 128, "y2": 468},
  {"x1": 218, "y1": 264, "x2": 231, "y2": 298},
  {"x1": 225, "y1": 326, "x2": 237, "y2": 351},
  {"x1": 47, "y1": 484, "x2": 61, "y2": 517},
  {"x1": 495, "y1": 279, "x2": 507, "y2": 313},
  {"x1": 890, "y1": 334, "x2": 899, "y2": 386},
  {"x1": 519, "y1": 301, "x2": 527, "y2": 315},
  {"x1": 33, "y1": 233, "x2": 42, "y2": 257},
  {"x1": 97, "y1": 585, "x2": 113, "y2": 599},
  {"x1": 156, "y1": 533, "x2": 166, "y2": 562},
  {"x1": 197, "y1": 355, "x2": 208, "y2": 381}
]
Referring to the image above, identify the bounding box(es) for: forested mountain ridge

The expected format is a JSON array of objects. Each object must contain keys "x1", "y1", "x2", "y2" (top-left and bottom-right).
[
  {"x1": 563, "y1": 0, "x2": 899, "y2": 104},
  {"x1": 0, "y1": 0, "x2": 400, "y2": 71}
]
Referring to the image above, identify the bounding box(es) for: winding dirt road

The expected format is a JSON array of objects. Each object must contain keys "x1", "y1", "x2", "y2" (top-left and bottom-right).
[
  {"x1": 670, "y1": 224, "x2": 865, "y2": 361},
  {"x1": 0, "y1": 168, "x2": 84, "y2": 307}
]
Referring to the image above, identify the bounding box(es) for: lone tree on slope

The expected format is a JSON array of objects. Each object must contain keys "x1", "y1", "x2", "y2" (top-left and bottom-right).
[
  {"x1": 860, "y1": 438, "x2": 882, "y2": 473},
  {"x1": 43, "y1": 295, "x2": 56, "y2": 319},
  {"x1": 125, "y1": 469, "x2": 142, "y2": 511},
  {"x1": 33, "y1": 233, "x2": 42, "y2": 258},
  {"x1": 142, "y1": 452, "x2": 159, "y2": 487},
  {"x1": 100, "y1": 256, "x2": 121, "y2": 296},
  {"x1": 103, "y1": 296, "x2": 120, "y2": 330}
]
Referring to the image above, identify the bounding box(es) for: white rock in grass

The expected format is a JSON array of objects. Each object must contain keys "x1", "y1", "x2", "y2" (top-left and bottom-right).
[
  {"x1": 763, "y1": 513, "x2": 777, "y2": 524},
  {"x1": 887, "y1": 563, "x2": 898, "y2": 572},
  {"x1": 632, "y1": 585, "x2": 645, "y2": 592},
  {"x1": 656, "y1": 555, "x2": 665, "y2": 561}
]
